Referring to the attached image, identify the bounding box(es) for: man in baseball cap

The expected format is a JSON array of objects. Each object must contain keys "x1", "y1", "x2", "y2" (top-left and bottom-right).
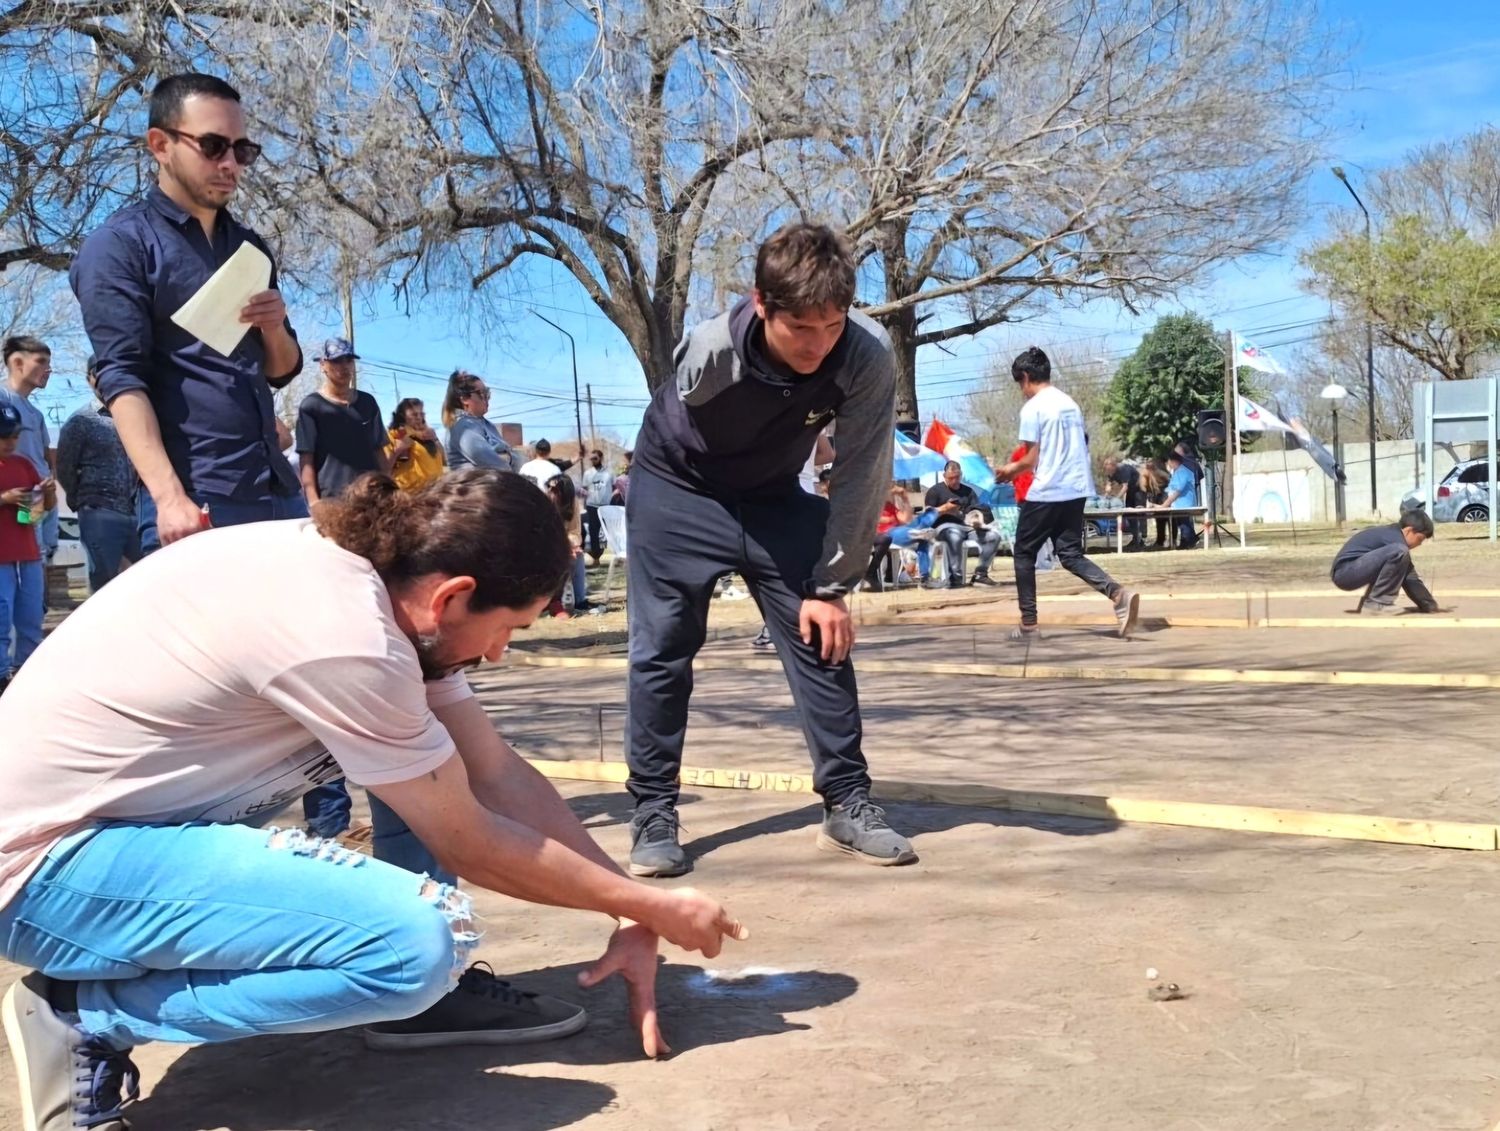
[{"x1": 314, "y1": 336, "x2": 360, "y2": 362}]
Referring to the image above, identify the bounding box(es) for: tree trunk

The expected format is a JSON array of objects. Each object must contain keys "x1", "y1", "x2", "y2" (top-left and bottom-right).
[
  {"x1": 883, "y1": 304, "x2": 921, "y2": 428},
  {"x1": 643, "y1": 289, "x2": 677, "y2": 393},
  {"x1": 875, "y1": 219, "x2": 922, "y2": 428}
]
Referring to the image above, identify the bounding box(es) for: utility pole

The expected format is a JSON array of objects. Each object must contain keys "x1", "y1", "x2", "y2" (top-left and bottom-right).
[
  {"x1": 1332, "y1": 166, "x2": 1378, "y2": 514},
  {"x1": 1221, "y1": 329, "x2": 1235, "y2": 530},
  {"x1": 341, "y1": 275, "x2": 358, "y2": 393},
  {"x1": 340, "y1": 276, "x2": 355, "y2": 342},
  {"x1": 531, "y1": 311, "x2": 586, "y2": 476},
  {"x1": 585, "y1": 383, "x2": 597, "y2": 448}
]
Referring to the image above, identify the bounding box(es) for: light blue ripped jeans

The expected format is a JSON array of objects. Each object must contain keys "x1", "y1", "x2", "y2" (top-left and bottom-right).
[{"x1": 0, "y1": 821, "x2": 478, "y2": 1049}]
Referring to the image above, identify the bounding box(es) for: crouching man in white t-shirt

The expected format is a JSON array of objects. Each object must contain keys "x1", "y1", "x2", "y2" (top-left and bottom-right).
[
  {"x1": 996, "y1": 347, "x2": 1140, "y2": 640},
  {"x1": 0, "y1": 469, "x2": 746, "y2": 1131}
]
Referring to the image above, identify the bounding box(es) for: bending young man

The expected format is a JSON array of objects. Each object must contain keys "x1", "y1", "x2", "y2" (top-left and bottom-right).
[
  {"x1": 625, "y1": 223, "x2": 914, "y2": 877},
  {"x1": 1331, "y1": 509, "x2": 1440, "y2": 615},
  {"x1": 997, "y1": 347, "x2": 1140, "y2": 639},
  {"x1": 0, "y1": 470, "x2": 745, "y2": 1131}
]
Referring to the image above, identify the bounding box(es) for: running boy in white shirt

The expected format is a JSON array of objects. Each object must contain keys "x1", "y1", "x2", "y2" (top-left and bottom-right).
[{"x1": 996, "y1": 347, "x2": 1139, "y2": 639}]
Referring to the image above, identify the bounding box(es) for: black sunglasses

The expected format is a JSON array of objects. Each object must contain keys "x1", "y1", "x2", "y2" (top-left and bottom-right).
[{"x1": 162, "y1": 128, "x2": 263, "y2": 167}]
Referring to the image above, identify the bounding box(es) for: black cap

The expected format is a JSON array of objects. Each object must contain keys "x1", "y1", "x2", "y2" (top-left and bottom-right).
[{"x1": 0, "y1": 402, "x2": 21, "y2": 438}]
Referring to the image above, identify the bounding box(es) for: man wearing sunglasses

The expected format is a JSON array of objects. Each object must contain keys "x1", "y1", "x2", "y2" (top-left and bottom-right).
[{"x1": 70, "y1": 72, "x2": 306, "y2": 554}]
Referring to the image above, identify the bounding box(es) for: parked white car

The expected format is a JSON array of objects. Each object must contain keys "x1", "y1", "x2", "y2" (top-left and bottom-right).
[{"x1": 1401, "y1": 459, "x2": 1493, "y2": 524}]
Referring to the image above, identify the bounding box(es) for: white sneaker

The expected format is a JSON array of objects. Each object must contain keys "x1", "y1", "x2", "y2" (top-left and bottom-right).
[{"x1": 1113, "y1": 588, "x2": 1140, "y2": 638}]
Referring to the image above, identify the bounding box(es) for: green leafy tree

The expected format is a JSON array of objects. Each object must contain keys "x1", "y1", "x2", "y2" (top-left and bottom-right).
[
  {"x1": 1302, "y1": 214, "x2": 1500, "y2": 382},
  {"x1": 1105, "y1": 314, "x2": 1232, "y2": 458}
]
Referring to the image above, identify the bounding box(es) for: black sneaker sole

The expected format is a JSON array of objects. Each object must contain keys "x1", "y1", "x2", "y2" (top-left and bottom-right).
[
  {"x1": 363, "y1": 1006, "x2": 588, "y2": 1050},
  {"x1": 815, "y1": 832, "x2": 918, "y2": 867}
]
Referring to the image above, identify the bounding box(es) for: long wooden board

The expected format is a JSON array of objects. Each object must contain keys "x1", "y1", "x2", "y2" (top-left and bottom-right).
[
  {"x1": 508, "y1": 651, "x2": 1500, "y2": 690},
  {"x1": 523, "y1": 758, "x2": 1498, "y2": 851},
  {"x1": 857, "y1": 609, "x2": 1500, "y2": 630},
  {"x1": 888, "y1": 588, "x2": 1500, "y2": 604}
]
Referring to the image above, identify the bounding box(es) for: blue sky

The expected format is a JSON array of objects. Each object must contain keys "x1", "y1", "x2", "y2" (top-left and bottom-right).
[{"x1": 29, "y1": 1, "x2": 1500, "y2": 442}]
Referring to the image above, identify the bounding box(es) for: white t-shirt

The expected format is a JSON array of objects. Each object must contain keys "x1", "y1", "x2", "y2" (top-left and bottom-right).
[
  {"x1": 798, "y1": 450, "x2": 819, "y2": 494},
  {"x1": 518, "y1": 457, "x2": 561, "y2": 491},
  {"x1": 0, "y1": 519, "x2": 471, "y2": 910},
  {"x1": 1018, "y1": 385, "x2": 1094, "y2": 502}
]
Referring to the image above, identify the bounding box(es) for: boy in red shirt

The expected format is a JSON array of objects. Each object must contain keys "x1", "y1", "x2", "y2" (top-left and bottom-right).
[{"x1": 0, "y1": 402, "x2": 55, "y2": 691}]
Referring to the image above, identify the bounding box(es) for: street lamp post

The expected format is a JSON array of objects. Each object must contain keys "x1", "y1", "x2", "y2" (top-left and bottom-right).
[
  {"x1": 1320, "y1": 383, "x2": 1348, "y2": 527},
  {"x1": 1332, "y1": 166, "x2": 1378, "y2": 515},
  {"x1": 530, "y1": 310, "x2": 587, "y2": 477}
]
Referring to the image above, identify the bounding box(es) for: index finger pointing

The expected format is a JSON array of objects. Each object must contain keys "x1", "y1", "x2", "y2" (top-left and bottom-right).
[{"x1": 721, "y1": 915, "x2": 750, "y2": 942}]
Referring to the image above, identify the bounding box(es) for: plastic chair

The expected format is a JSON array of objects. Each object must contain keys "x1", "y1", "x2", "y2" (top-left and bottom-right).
[
  {"x1": 597, "y1": 505, "x2": 628, "y2": 606},
  {"x1": 934, "y1": 524, "x2": 996, "y2": 584}
]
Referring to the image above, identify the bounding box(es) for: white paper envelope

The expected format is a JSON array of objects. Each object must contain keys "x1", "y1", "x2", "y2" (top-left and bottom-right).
[{"x1": 170, "y1": 241, "x2": 273, "y2": 357}]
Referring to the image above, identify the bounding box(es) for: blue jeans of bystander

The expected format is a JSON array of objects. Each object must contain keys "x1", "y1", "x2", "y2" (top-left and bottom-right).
[
  {"x1": 0, "y1": 821, "x2": 475, "y2": 1049},
  {"x1": 0, "y1": 558, "x2": 44, "y2": 675}
]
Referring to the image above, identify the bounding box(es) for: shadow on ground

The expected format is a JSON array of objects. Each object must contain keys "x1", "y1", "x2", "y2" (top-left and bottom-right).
[
  {"x1": 133, "y1": 1051, "x2": 614, "y2": 1131},
  {"x1": 130, "y1": 960, "x2": 857, "y2": 1130},
  {"x1": 678, "y1": 798, "x2": 1118, "y2": 866}
]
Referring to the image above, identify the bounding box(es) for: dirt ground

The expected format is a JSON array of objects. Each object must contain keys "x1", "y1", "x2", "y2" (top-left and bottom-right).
[{"x1": 8, "y1": 528, "x2": 1500, "y2": 1130}]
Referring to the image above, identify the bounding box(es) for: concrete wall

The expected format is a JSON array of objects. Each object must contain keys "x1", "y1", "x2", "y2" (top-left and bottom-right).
[{"x1": 1231, "y1": 440, "x2": 1456, "y2": 524}]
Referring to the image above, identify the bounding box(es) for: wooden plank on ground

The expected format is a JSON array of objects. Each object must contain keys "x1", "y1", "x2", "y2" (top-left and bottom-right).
[
  {"x1": 857, "y1": 609, "x2": 1500, "y2": 630},
  {"x1": 1036, "y1": 588, "x2": 1500, "y2": 602},
  {"x1": 508, "y1": 651, "x2": 1500, "y2": 690},
  {"x1": 523, "y1": 758, "x2": 1498, "y2": 851}
]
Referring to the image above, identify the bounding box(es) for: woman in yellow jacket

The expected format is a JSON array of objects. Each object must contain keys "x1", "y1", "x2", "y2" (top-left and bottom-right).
[{"x1": 384, "y1": 398, "x2": 447, "y2": 492}]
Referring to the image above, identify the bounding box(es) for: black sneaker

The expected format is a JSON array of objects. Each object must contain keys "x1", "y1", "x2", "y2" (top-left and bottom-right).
[
  {"x1": 629, "y1": 808, "x2": 690, "y2": 877},
  {"x1": 750, "y1": 626, "x2": 775, "y2": 651},
  {"x1": 946, "y1": 578, "x2": 965, "y2": 590},
  {"x1": 971, "y1": 571, "x2": 997, "y2": 586},
  {"x1": 817, "y1": 795, "x2": 917, "y2": 866},
  {"x1": 2, "y1": 972, "x2": 140, "y2": 1131},
  {"x1": 364, "y1": 963, "x2": 586, "y2": 1050}
]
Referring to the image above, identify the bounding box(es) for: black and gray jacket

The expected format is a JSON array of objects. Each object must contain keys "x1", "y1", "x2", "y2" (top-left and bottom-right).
[{"x1": 634, "y1": 297, "x2": 895, "y2": 597}]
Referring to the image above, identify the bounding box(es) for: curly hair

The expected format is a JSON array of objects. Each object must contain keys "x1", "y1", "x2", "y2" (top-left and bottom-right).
[
  {"x1": 314, "y1": 469, "x2": 568, "y2": 611},
  {"x1": 389, "y1": 397, "x2": 426, "y2": 430}
]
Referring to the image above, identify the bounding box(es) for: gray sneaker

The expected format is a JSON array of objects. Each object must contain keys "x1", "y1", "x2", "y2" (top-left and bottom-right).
[
  {"x1": 1113, "y1": 587, "x2": 1140, "y2": 638},
  {"x1": 1362, "y1": 600, "x2": 1402, "y2": 616},
  {"x1": 364, "y1": 963, "x2": 586, "y2": 1050},
  {"x1": 2, "y1": 972, "x2": 139, "y2": 1131},
  {"x1": 817, "y1": 795, "x2": 918, "y2": 866},
  {"x1": 629, "y1": 808, "x2": 690, "y2": 877}
]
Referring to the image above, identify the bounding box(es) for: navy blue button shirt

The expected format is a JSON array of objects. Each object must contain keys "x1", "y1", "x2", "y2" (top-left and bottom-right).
[{"x1": 69, "y1": 186, "x2": 303, "y2": 502}]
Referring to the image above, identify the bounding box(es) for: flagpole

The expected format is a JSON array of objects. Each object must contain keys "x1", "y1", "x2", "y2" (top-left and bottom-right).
[
  {"x1": 1279, "y1": 440, "x2": 1299, "y2": 546},
  {"x1": 1232, "y1": 331, "x2": 1247, "y2": 549}
]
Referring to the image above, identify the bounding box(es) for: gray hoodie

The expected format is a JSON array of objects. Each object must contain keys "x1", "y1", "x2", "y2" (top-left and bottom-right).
[{"x1": 634, "y1": 297, "x2": 895, "y2": 596}]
